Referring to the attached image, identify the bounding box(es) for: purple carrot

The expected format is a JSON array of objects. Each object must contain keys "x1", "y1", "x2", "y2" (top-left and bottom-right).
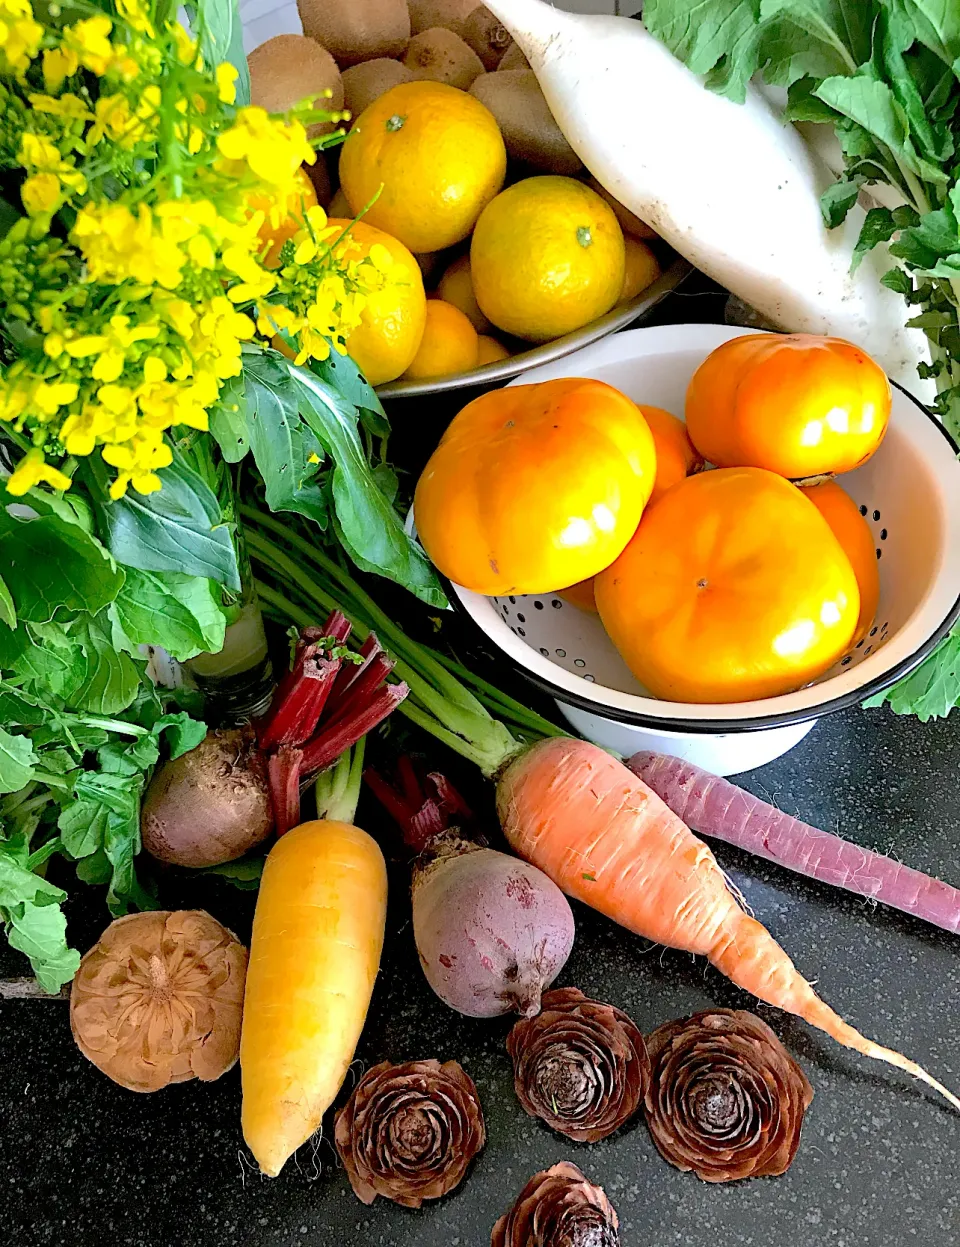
[{"x1": 627, "y1": 752, "x2": 960, "y2": 934}]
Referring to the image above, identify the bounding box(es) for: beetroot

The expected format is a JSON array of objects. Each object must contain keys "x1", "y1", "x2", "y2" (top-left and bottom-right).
[
  {"x1": 367, "y1": 763, "x2": 575, "y2": 1018},
  {"x1": 141, "y1": 727, "x2": 272, "y2": 868},
  {"x1": 141, "y1": 615, "x2": 409, "y2": 868}
]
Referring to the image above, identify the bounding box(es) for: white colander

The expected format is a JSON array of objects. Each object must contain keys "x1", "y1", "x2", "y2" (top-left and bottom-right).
[{"x1": 446, "y1": 324, "x2": 960, "y2": 775}]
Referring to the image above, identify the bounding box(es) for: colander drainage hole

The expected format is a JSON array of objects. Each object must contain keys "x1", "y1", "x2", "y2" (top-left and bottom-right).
[
  {"x1": 509, "y1": 596, "x2": 516, "y2": 603},
  {"x1": 870, "y1": 626, "x2": 878, "y2": 637},
  {"x1": 516, "y1": 613, "x2": 525, "y2": 623},
  {"x1": 539, "y1": 647, "x2": 549, "y2": 656},
  {"x1": 574, "y1": 658, "x2": 585, "y2": 667},
  {"x1": 841, "y1": 656, "x2": 852, "y2": 665},
  {"x1": 534, "y1": 601, "x2": 544, "y2": 610},
  {"x1": 517, "y1": 627, "x2": 526, "y2": 636},
  {"x1": 552, "y1": 599, "x2": 562, "y2": 609},
  {"x1": 856, "y1": 639, "x2": 864, "y2": 649},
  {"x1": 873, "y1": 509, "x2": 881, "y2": 521},
  {"x1": 859, "y1": 504, "x2": 868, "y2": 516},
  {"x1": 584, "y1": 674, "x2": 596, "y2": 682},
  {"x1": 880, "y1": 528, "x2": 887, "y2": 540},
  {"x1": 876, "y1": 548, "x2": 882, "y2": 559},
  {"x1": 556, "y1": 648, "x2": 566, "y2": 657}
]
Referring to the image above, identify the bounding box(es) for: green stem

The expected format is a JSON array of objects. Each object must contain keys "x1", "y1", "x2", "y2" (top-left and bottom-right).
[
  {"x1": 315, "y1": 739, "x2": 364, "y2": 823},
  {"x1": 78, "y1": 716, "x2": 150, "y2": 737}
]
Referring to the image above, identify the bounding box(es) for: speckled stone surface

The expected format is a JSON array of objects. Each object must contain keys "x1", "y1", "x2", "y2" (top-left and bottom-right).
[{"x1": 3, "y1": 705, "x2": 959, "y2": 1247}]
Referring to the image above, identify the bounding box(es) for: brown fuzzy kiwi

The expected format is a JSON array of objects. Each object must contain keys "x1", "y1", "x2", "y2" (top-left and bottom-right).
[
  {"x1": 461, "y1": 6, "x2": 515, "y2": 70},
  {"x1": 296, "y1": 0, "x2": 410, "y2": 68},
  {"x1": 247, "y1": 34, "x2": 344, "y2": 137},
  {"x1": 585, "y1": 174, "x2": 658, "y2": 240},
  {"x1": 341, "y1": 58, "x2": 414, "y2": 118},
  {"x1": 496, "y1": 41, "x2": 529, "y2": 71},
  {"x1": 408, "y1": 0, "x2": 477, "y2": 37},
  {"x1": 470, "y1": 71, "x2": 581, "y2": 175},
  {"x1": 402, "y1": 28, "x2": 484, "y2": 89},
  {"x1": 305, "y1": 154, "x2": 333, "y2": 206}
]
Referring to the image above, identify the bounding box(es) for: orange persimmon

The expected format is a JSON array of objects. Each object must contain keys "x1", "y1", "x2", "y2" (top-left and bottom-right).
[
  {"x1": 559, "y1": 405, "x2": 701, "y2": 613},
  {"x1": 414, "y1": 378, "x2": 657, "y2": 596},
  {"x1": 685, "y1": 334, "x2": 891, "y2": 479},
  {"x1": 800, "y1": 480, "x2": 879, "y2": 647},
  {"x1": 594, "y1": 467, "x2": 860, "y2": 703}
]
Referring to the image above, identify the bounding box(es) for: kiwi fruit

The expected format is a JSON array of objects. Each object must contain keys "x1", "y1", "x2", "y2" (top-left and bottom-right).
[
  {"x1": 470, "y1": 71, "x2": 581, "y2": 175},
  {"x1": 407, "y1": 0, "x2": 477, "y2": 37},
  {"x1": 341, "y1": 58, "x2": 414, "y2": 119},
  {"x1": 496, "y1": 42, "x2": 529, "y2": 71},
  {"x1": 296, "y1": 0, "x2": 410, "y2": 68},
  {"x1": 461, "y1": 6, "x2": 514, "y2": 70},
  {"x1": 247, "y1": 34, "x2": 344, "y2": 137},
  {"x1": 585, "y1": 174, "x2": 657, "y2": 240},
  {"x1": 402, "y1": 28, "x2": 484, "y2": 89},
  {"x1": 305, "y1": 154, "x2": 333, "y2": 206}
]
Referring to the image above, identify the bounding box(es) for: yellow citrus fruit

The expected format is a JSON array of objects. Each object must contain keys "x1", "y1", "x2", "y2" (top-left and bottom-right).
[
  {"x1": 621, "y1": 237, "x2": 661, "y2": 301},
  {"x1": 437, "y1": 254, "x2": 491, "y2": 333},
  {"x1": 476, "y1": 333, "x2": 510, "y2": 364},
  {"x1": 403, "y1": 299, "x2": 479, "y2": 378},
  {"x1": 250, "y1": 166, "x2": 318, "y2": 268},
  {"x1": 471, "y1": 175, "x2": 626, "y2": 341},
  {"x1": 339, "y1": 81, "x2": 507, "y2": 253},
  {"x1": 326, "y1": 219, "x2": 426, "y2": 386}
]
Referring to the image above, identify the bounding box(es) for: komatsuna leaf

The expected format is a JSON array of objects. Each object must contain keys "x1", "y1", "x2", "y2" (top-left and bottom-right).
[
  {"x1": 0, "y1": 506, "x2": 123, "y2": 623},
  {"x1": 109, "y1": 568, "x2": 227, "y2": 662},
  {"x1": 863, "y1": 626, "x2": 960, "y2": 720},
  {"x1": 243, "y1": 352, "x2": 328, "y2": 525},
  {"x1": 63, "y1": 612, "x2": 142, "y2": 715},
  {"x1": 0, "y1": 572, "x2": 15, "y2": 630},
  {"x1": 0, "y1": 726, "x2": 36, "y2": 793},
  {"x1": 103, "y1": 451, "x2": 240, "y2": 591},
  {"x1": 902, "y1": 0, "x2": 960, "y2": 64},
  {"x1": 0, "y1": 846, "x2": 79, "y2": 992},
  {"x1": 308, "y1": 349, "x2": 390, "y2": 440},
  {"x1": 151, "y1": 711, "x2": 207, "y2": 760},
  {"x1": 185, "y1": 0, "x2": 250, "y2": 104},
  {"x1": 209, "y1": 372, "x2": 251, "y2": 464},
  {"x1": 289, "y1": 365, "x2": 448, "y2": 608}
]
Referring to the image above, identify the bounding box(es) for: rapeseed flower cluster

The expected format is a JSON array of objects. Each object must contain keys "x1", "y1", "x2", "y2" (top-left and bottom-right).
[{"x1": 0, "y1": 0, "x2": 387, "y2": 499}]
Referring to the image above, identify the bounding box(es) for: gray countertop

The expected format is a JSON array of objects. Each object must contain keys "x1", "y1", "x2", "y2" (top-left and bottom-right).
[{"x1": 3, "y1": 703, "x2": 959, "y2": 1247}]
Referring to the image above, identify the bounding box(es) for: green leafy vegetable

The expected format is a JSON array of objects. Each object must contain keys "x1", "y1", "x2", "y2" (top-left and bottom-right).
[
  {"x1": 0, "y1": 726, "x2": 36, "y2": 794},
  {"x1": 100, "y1": 449, "x2": 241, "y2": 591},
  {"x1": 110, "y1": 569, "x2": 227, "y2": 663},
  {"x1": 863, "y1": 627, "x2": 960, "y2": 719},
  {"x1": 185, "y1": 0, "x2": 251, "y2": 106}
]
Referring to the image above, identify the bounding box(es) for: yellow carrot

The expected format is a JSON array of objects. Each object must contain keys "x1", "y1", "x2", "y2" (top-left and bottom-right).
[{"x1": 241, "y1": 744, "x2": 387, "y2": 1176}]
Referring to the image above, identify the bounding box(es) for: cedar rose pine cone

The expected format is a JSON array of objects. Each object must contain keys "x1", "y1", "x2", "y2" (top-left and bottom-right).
[
  {"x1": 491, "y1": 1162, "x2": 620, "y2": 1247},
  {"x1": 506, "y1": 987, "x2": 651, "y2": 1142},
  {"x1": 334, "y1": 1058, "x2": 486, "y2": 1207},
  {"x1": 644, "y1": 1008, "x2": 814, "y2": 1182}
]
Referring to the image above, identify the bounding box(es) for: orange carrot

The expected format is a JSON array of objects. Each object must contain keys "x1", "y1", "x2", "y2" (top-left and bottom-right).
[{"x1": 496, "y1": 736, "x2": 960, "y2": 1111}]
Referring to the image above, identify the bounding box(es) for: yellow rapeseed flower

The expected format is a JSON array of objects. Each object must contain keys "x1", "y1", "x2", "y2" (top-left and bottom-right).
[
  {"x1": 0, "y1": 0, "x2": 43, "y2": 79},
  {"x1": 42, "y1": 46, "x2": 79, "y2": 91},
  {"x1": 216, "y1": 62, "x2": 238, "y2": 105},
  {"x1": 21, "y1": 172, "x2": 61, "y2": 215},
  {"x1": 5, "y1": 448, "x2": 72, "y2": 496},
  {"x1": 116, "y1": 0, "x2": 154, "y2": 37},
  {"x1": 89, "y1": 94, "x2": 147, "y2": 147},
  {"x1": 28, "y1": 92, "x2": 93, "y2": 121},
  {"x1": 64, "y1": 16, "x2": 114, "y2": 76},
  {"x1": 170, "y1": 21, "x2": 198, "y2": 67},
  {"x1": 216, "y1": 107, "x2": 314, "y2": 188}
]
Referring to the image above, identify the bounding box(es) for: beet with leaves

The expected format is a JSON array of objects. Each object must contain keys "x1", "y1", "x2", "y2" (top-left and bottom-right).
[
  {"x1": 141, "y1": 614, "x2": 408, "y2": 868},
  {"x1": 367, "y1": 759, "x2": 575, "y2": 1018}
]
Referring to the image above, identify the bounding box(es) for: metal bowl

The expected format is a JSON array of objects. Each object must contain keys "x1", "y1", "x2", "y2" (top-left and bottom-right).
[{"x1": 376, "y1": 254, "x2": 692, "y2": 399}]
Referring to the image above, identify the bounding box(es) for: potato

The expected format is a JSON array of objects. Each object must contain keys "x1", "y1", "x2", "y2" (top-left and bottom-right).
[
  {"x1": 296, "y1": 0, "x2": 410, "y2": 68},
  {"x1": 402, "y1": 28, "x2": 484, "y2": 89},
  {"x1": 497, "y1": 42, "x2": 529, "y2": 71},
  {"x1": 461, "y1": 6, "x2": 514, "y2": 70},
  {"x1": 341, "y1": 58, "x2": 414, "y2": 119},
  {"x1": 247, "y1": 34, "x2": 344, "y2": 137},
  {"x1": 585, "y1": 174, "x2": 657, "y2": 240},
  {"x1": 470, "y1": 71, "x2": 581, "y2": 175},
  {"x1": 408, "y1": 0, "x2": 477, "y2": 37}
]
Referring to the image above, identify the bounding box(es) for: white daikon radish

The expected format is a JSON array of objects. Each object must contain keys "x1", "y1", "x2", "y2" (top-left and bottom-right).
[{"x1": 480, "y1": 0, "x2": 931, "y2": 396}]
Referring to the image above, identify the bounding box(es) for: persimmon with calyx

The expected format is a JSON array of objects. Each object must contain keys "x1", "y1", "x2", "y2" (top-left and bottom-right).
[
  {"x1": 800, "y1": 480, "x2": 879, "y2": 647},
  {"x1": 685, "y1": 334, "x2": 891, "y2": 479},
  {"x1": 595, "y1": 467, "x2": 860, "y2": 703},
  {"x1": 414, "y1": 377, "x2": 656, "y2": 596},
  {"x1": 559, "y1": 405, "x2": 701, "y2": 613}
]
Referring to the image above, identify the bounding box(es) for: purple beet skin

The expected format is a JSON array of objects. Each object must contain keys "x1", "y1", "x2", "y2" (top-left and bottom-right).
[{"x1": 412, "y1": 840, "x2": 576, "y2": 1018}]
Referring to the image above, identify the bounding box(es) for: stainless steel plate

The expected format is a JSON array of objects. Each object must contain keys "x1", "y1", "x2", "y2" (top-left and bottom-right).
[{"x1": 376, "y1": 255, "x2": 693, "y2": 399}]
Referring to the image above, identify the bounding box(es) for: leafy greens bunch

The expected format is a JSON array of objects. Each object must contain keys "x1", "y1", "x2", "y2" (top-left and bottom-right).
[{"x1": 645, "y1": 0, "x2": 960, "y2": 719}]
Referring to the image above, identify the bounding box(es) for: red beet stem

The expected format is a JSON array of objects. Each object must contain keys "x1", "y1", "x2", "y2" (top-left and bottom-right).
[
  {"x1": 364, "y1": 761, "x2": 475, "y2": 853},
  {"x1": 326, "y1": 634, "x2": 381, "y2": 709},
  {"x1": 300, "y1": 681, "x2": 409, "y2": 779},
  {"x1": 268, "y1": 745, "x2": 304, "y2": 835},
  {"x1": 627, "y1": 751, "x2": 960, "y2": 934},
  {"x1": 257, "y1": 654, "x2": 341, "y2": 751},
  {"x1": 323, "y1": 651, "x2": 396, "y2": 730}
]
